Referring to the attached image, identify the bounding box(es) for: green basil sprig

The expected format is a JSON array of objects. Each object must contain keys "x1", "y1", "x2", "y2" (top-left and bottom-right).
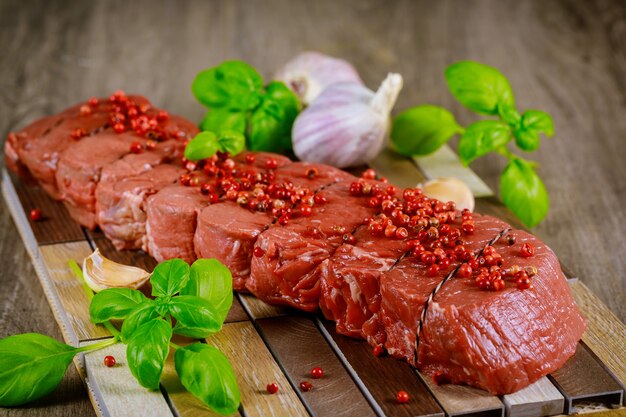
[
  {"x1": 0, "y1": 258, "x2": 240, "y2": 416},
  {"x1": 192, "y1": 60, "x2": 301, "y2": 153},
  {"x1": 184, "y1": 131, "x2": 246, "y2": 162},
  {"x1": 391, "y1": 61, "x2": 554, "y2": 228}
]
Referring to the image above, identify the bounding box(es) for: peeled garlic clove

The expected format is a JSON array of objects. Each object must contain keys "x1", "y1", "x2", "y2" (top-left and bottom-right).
[
  {"x1": 274, "y1": 51, "x2": 364, "y2": 106},
  {"x1": 293, "y1": 73, "x2": 403, "y2": 168},
  {"x1": 421, "y1": 177, "x2": 475, "y2": 212},
  {"x1": 83, "y1": 249, "x2": 150, "y2": 293}
]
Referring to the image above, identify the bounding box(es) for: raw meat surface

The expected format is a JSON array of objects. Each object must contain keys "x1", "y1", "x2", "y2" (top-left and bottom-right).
[
  {"x1": 379, "y1": 215, "x2": 509, "y2": 360},
  {"x1": 248, "y1": 179, "x2": 383, "y2": 311},
  {"x1": 95, "y1": 163, "x2": 185, "y2": 249},
  {"x1": 147, "y1": 152, "x2": 291, "y2": 263},
  {"x1": 194, "y1": 162, "x2": 352, "y2": 290},
  {"x1": 416, "y1": 230, "x2": 586, "y2": 394}
]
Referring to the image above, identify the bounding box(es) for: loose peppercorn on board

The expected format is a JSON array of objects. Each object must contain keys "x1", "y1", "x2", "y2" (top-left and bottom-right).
[{"x1": 2, "y1": 144, "x2": 625, "y2": 417}]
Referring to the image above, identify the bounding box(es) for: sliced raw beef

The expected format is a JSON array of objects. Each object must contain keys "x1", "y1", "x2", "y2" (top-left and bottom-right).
[
  {"x1": 194, "y1": 162, "x2": 352, "y2": 291},
  {"x1": 8, "y1": 97, "x2": 140, "y2": 198},
  {"x1": 95, "y1": 162, "x2": 185, "y2": 250},
  {"x1": 247, "y1": 179, "x2": 386, "y2": 311},
  {"x1": 378, "y1": 215, "x2": 509, "y2": 359},
  {"x1": 55, "y1": 115, "x2": 196, "y2": 229},
  {"x1": 145, "y1": 152, "x2": 291, "y2": 263},
  {"x1": 319, "y1": 225, "x2": 410, "y2": 343},
  {"x1": 416, "y1": 230, "x2": 586, "y2": 394}
]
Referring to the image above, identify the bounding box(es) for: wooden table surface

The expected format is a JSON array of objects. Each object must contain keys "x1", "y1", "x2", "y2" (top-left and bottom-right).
[{"x1": 0, "y1": 0, "x2": 624, "y2": 415}]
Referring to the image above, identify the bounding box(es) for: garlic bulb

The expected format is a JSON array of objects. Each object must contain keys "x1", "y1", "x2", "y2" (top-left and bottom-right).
[
  {"x1": 82, "y1": 249, "x2": 150, "y2": 293},
  {"x1": 274, "y1": 51, "x2": 364, "y2": 106},
  {"x1": 421, "y1": 177, "x2": 475, "y2": 212},
  {"x1": 292, "y1": 73, "x2": 403, "y2": 168}
]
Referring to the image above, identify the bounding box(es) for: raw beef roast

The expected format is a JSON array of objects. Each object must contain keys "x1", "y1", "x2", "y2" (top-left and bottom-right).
[
  {"x1": 194, "y1": 162, "x2": 352, "y2": 291},
  {"x1": 414, "y1": 230, "x2": 586, "y2": 394},
  {"x1": 7, "y1": 96, "x2": 587, "y2": 396}
]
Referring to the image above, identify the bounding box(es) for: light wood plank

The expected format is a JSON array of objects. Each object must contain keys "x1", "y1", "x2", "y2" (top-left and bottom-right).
[
  {"x1": 503, "y1": 377, "x2": 564, "y2": 417},
  {"x1": 236, "y1": 293, "x2": 288, "y2": 320},
  {"x1": 416, "y1": 370, "x2": 504, "y2": 417},
  {"x1": 570, "y1": 281, "x2": 626, "y2": 390},
  {"x1": 205, "y1": 322, "x2": 308, "y2": 417},
  {"x1": 413, "y1": 145, "x2": 494, "y2": 197},
  {"x1": 368, "y1": 148, "x2": 427, "y2": 188},
  {"x1": 40, "y1": 241, "x2": 110, "y2": 341},
  {"x1": 80, "y1": 340, "x2": 174, "y2": 417},
  {"x1": 161, "y1": 342, "x2": 241, "y2": 417}
]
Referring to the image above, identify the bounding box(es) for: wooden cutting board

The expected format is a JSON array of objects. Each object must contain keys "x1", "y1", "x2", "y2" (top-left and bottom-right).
[{"x1": 2, "y1": 146, "x2": 624, "y2": 417}]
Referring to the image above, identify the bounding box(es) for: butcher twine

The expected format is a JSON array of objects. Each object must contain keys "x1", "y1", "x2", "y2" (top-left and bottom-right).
[{"x1": 413, "y1": 227, "x2": 512, "y2": 364}]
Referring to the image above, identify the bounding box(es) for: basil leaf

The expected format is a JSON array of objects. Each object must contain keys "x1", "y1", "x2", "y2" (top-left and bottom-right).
[
  {"x1": 127, "y1": 319, "x2": 172, "y2": 389},
  {"x1": 192, "y1": 61, "x2": 263, "y2": 111},
  {"x1": 0, "y1": 334, "x2": 77, "y2": 406},
  {"x1": 217, "y1": 131, "x2": 245, "y2": 156},
  {"x1": 175, "y1": 343, "x2": 240, "y2": 415},
  {"x1": 199, "y1": 109, "x2": 247, "y2": 135},
  {"x1": 445, "y1": 61, "x2": 515, "y2": 115},
  {"x1": 458, "y1": 120, "x2": 511, "y2": 165},
  {"x1": 391, "y1": 105, "x2": 463, "y2": 156},
  {"x1": 151, "y1": 259, "x2": 190, "y2": 297},
  {"x1": 500, "y1": 158, "x2": 549, "y2": 228},
  {"x1": 498, "y1": 104, "x2": 521, "y2": 127},
  {"x1": 513, "y1": 110, "x2": 554, "y2": 152},
  {"x1": 185, "y1": 132, "x2": 220, "y2": 161},
  {"x1": 170, "y1": 296, "x2": 221, "y2": 338},
  {"x1": 121, "y1": 302, "x2": 160, "y2": 342},
  {"x1": 248, "y1": 81, "x2": 300, "y2": 152},
  {"x1": 89, "y1": 288, "x2": 148, "y2": 323},
  {"x1": 182, "y1": 259, "x2": 233, "y2": 326},
  {"x1": 513, "y1": 127, "x2": 540, "y2": 152}
]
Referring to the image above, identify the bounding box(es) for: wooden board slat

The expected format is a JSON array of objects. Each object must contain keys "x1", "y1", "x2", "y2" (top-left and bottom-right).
[
  {"x1": 570, "y1": 281, "x2": 626, "y2": 390},
  {"x1": 80, "y1": 340, "x2": 174, "y2": 417},
  {"x1": 549, "y1": 344, "x2": 623, "y2": 414},
  {"x1": 237, "y1": 293, "x2": 289, "y2": 320},
  {"x1": 415, "y1": 371, "x2": 504, "y2": 417},
  {"x1": 319, "y1": 319, "x2": 445, "y2": 417},
  {"x1": 502, "y1": 377, "x2": 564, "y2": 417},
  {"x1": 40, "y1": 241, "x2": 110, "y2": 341},
  {"x1": 369, "y1": 148, "x2": 428, "y2": 188},
  {"x1": 412, "y1": 145, "x2": 494, "y2": 197},
  {"x1": 205, "y1": 321, "x2": 309, "y2": 417},
  {"x1": 9, "y1": 171, "x2": 87, "y2": 245},
  {"x1": 257, "y1": 316, "x2": 378, "y2": 417}
]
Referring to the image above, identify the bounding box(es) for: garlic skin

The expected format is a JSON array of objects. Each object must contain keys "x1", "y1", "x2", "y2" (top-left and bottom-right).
[
  {"x1": 274, "y1": 51, "x2": 364, "y2": 106},
  {"x1": 82, "y1": 249, "x2": 150, "y2": 293},
  {"x1": 292, "y1": 73, "x2": 403, "y2": 168},
  {"x1": 421, "y1": 177, "x2": 475, "y2": 212}
]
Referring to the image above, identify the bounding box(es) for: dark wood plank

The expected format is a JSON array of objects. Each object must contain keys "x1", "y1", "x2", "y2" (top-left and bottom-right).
[
  {"x1": 256, "y1": 316, "x2": 378, "y2": 417},
  {"x1": 549, "y1": 344, "x2": 624, "y2": 414},
  {"x1": 319, "y1": 319, "x2": 444, "y2": 417},
  {"x1": 9, "y1": 171, "x2": 86, "y2": 245}
]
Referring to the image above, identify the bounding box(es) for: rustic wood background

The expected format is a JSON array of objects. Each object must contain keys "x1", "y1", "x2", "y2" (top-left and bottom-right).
[{"x1": 0, "y1": 0, "x2": 624, "y2": 415}]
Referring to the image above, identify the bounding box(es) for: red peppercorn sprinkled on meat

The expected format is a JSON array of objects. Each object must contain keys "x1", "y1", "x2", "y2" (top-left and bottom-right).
[
  {"x1": 306, "y1": 168, "x2": 318, "y2": 179},
  {"x1": 299, "y1": 381, "x2": 313, "y2": 392},
  {"x1": 266, "y1": 382, "x2": 279, "y2": 394},
  {"x1": 521, "y1": 243, "x2": 535, "y2": 258},
  {"x1": 361, "y1": 168, "x2": 377, "y2": 180},
  {"x1": 70, "y1": 128, "x2": 87, "y2": 140},
  {"x1": 373, "y1": 345, "x2": 385, "y2": 357},
  {"x1": 30, "y1": 208, "x2": 42, "y2": 222},
  {"x1": 129, "y1": 142, "x2": 143, "y2": 154},
  {"x1": 266, "y1": 158, "x2": 278, "y2": 169}
]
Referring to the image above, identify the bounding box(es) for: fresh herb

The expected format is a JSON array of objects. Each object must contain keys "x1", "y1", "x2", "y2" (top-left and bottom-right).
[
  {"x1": 0, "y1": 258, "x2": 240, "y2": 415},
  {"x1": 192, "y1": 60, "x2": 301, "y2": 153},
  {"x1": 391, "y1": 61, "x2": 554, "y2": 227},
  {"x1": 184, "y1": 131, "x2": 246, "y2": 162}
]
